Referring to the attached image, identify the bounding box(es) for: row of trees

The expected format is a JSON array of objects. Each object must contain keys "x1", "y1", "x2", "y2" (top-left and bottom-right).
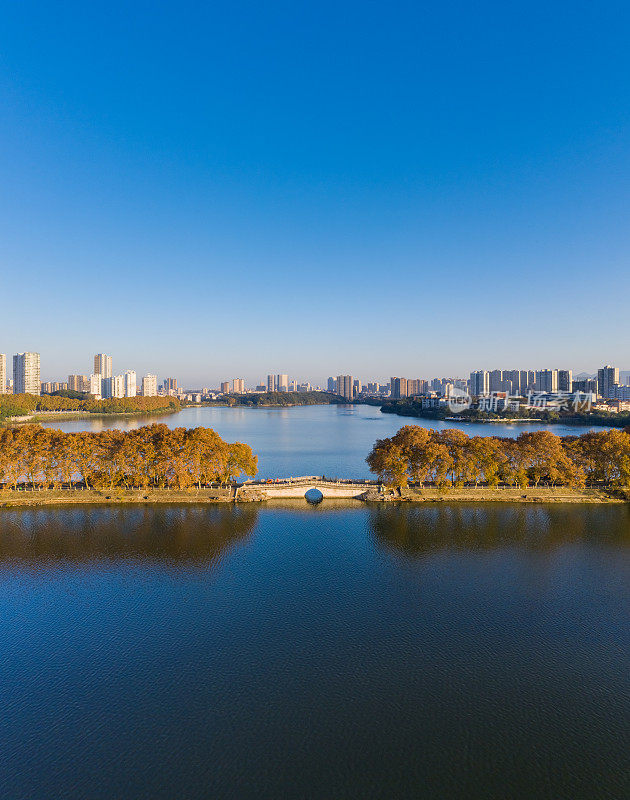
[
  {"x1": 367, "y1": 426, "x2": 630, "y2": 488},
  {"x1": 0, "y1": 424, "x2": 257, "y2": 490},
  {"x1": 219, "y1": 391, "x2": 343, "y2": 407},
  {"x1": 0, "y1": 394, "x2": 181, "y2": 420}
]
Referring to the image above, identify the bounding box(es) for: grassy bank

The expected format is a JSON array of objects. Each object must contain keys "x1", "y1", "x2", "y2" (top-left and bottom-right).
[
  {"x1": 0, "y1": 488, "x2": 234, "y2": 507},
  {"x1": 0, "y1": 485, "x2": 623, "y2": 507},
  {"x1": 367, "y1": 486, "x2": 623, "y2": 503}
]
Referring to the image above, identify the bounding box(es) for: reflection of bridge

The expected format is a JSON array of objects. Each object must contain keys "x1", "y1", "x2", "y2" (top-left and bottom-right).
[{"x1": 237, "y1": 476, "x2": 380, "y2": 500}]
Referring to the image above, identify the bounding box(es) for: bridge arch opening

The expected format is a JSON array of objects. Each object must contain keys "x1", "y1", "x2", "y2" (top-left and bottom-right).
[{"x1": 304, "y1": 488, "x2": 324, "y2": 504}]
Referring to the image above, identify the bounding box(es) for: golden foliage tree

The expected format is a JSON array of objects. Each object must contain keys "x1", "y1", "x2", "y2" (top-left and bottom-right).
[
  {"x1": 366, "y1": 426, "x2": 629, "y2": 490},
  {"x1": 0, "y1": 424, "x2": 257, "y2": 490}
]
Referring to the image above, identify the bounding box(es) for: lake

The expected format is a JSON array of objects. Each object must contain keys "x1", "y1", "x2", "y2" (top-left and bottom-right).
[
  {"x1": 39, "y1": 404, "x2": 613, "y2": 479},
  {"x1": 0, "y1": 503, "x2": 628, "y2": 799}
]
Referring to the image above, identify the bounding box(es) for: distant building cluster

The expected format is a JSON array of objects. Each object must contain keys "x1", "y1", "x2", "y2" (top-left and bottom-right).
[
  {"x1": 220, "y1": 373, "x2": 315, "y2": 396},
  {"x1": 2, "y1": 351, "x2": 630, "y2": 414},
  {"x1": 324, "y1": 366, "x2": 630, "y2": 415},
  {"x1": 0, "y1": 351, "x2": 165, "y2": 401},
  {"x1": 465, "y1": 366, "x2": 630, "y2": 414}
]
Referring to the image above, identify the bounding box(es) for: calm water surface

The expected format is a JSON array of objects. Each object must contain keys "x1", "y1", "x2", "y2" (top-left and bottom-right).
[
  {"x1": 40, "y1": 404, "x2": 613, "y2": 478},
  {"x1": 0, "y1": 503, "x2": 628, "y2": 799}
]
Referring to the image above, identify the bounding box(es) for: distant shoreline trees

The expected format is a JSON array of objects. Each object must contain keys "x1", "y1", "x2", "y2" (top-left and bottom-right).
[
  {"x1": 0, "y1": 424, "x2": 257, "y2": 490},
  {"x1": 367, "y1": 425, "x2": 630, "y2": 489},
  {"x1": 0, "y1": 393, "x2": 181, "y2": 421},
  {"x1": 213, "y1": 391, "x2": 343, "y2": 407}
]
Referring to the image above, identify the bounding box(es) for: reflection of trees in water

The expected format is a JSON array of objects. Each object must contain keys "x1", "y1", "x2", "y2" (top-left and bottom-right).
[
  {"x1": 368, "y1": 503, "x2": 630, "y2": 558},
  {"x1": 0, "y1": 505, "x2": 259, "y2": 566}
]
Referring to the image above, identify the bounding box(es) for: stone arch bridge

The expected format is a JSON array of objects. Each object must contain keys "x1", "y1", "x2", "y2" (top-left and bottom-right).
[{"x1": 236, "y1": 476, "x2": 380, "y2": 501}]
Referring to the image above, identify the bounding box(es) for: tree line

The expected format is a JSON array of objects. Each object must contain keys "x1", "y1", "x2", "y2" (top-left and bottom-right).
[
  {"x1": 0, "y1": 393, "x2": 181, "y2": 420},
  {"x1": 367, "y1": 426, "x2": 630, "y2": 488},
  {"x1": 0, "y1": 424, "x2": 257, "y2": 490},
  {"x1": 218, "y1": 391, "x2": 344, "y2": 407}
]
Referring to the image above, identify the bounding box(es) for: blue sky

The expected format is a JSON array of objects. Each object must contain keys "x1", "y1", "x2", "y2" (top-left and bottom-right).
[{"x1": 1, "y1": 1, "x2": 629, "y2": 385}]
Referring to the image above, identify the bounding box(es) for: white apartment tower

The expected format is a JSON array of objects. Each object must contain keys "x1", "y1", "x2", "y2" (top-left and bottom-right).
[
  {"x1": 267, "y1": 374, "x2": 277, "y2": 392},
  {"x1": 89, "y1": 374, "x2": 102, "y2": 396},
  {"x1": 124, "y1": 370, "x2": 137, "y2": 398},
  {"x1": 93, "y1": 353, "x2": 112, "y2": 379},
  {"x1": 13, "y1": 352, "x2": 41, "y2": 395},
  {"x1": 102, "y1": 375, "x2": 125, "y2": 399},
  {"x1": 276, "y1": 374, "x2": 289, "y2": 392},
  {"x1": 141, "y1": 374, "x2": 158, "y2": 397},
  {"x1": 469, "y1": 370, "x2": 490, "y2": 396},
  {"x1": 0, "y1": 354, "x2": 5, "y2": 394}
]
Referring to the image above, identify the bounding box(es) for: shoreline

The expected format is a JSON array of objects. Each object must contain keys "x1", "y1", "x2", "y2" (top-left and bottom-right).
[
  {"x1": 0, "y1": 486, "x2": 622, "y2": 507},
  {"x1": 380, "y1": 407, "x2": 627, "y2": 428},
  {"x1": 2, "y1": 402, "x2": 625, "y2": 429},
  {"x1": 2, "y1": 407, "x2": 181, "y2": 425}
]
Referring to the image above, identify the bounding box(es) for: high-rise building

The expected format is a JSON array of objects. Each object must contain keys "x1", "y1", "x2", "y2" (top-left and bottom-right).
[
  {"x1": 502, "y1": 370, "x2": 521, "y2": 394},
  {"x1": 68, "y1": 374, "x2": 90, "y2": 392},
  {"x1": 390, "y1": 377, "x2": 408, "y2": 399},
  {"x1": 517, "y1": 370, "x2": 535, "y2": 394},
  {"x1": 535, "y1": 369, "x2": 558, "y2": 393},
  {"x1": 89, "y1": 374, "x2": 102, "y2": 396},
  {"x1": 276, "y1": 374, "x2": 289, "y2": 392},
  {"x1": 572, "y1": 378, "x2": 597, "y2": 394},
  {"x1": 267, "y1": 374, "x2": 276, "y2": 392},
  {"x1": 558, "y1": 370, "x2": 573, "y2": 393},
  {"x1": 597, "y1": 365, "x2": 619, "y2": 398},
  {"x1": 220, "y1": 381, "x2": 231, "y2": 394},
  {"x1": 336, "y1": 375, "x2": 353, "y2": 401},
  {"x1": 407, "y1": 379, "x2": 426, "y2": 396},
  {"x1": 13, "y1": 352, "x2": 41, "y2": 395},
  {"x1": 489, "y1": 370, "x2": 504, "y2": 392},
  {"x1": 327, "y1": 376, "x2": 337, "y2": 393},
  {"x1": 124, "y1": 370, "x2": 137, "y2": 398},
  {"x1": 41, "y1": 381, "x2": 68, "y2": 394},
  {"x1": 141, "y1": 374, "x2": 158, "y2": 397},
  {"x1": 353, "y1": 379, "x2": 362, "y2": 397},
  {"x1": 233, "y1": 378, "x2": 245, "y2": 394},
  {"x1": 93, "y1": 354, "x2": 112, "y2": 379},
  {"x1": 0, "y1": 354, "x2": 5, "y2": 394},
  {"x1": 103, "y1": 375, "x2": 125, "y2": 399},
  {"x1": 163, "y1": 377, "x2": 177, "y2": 391},
  {"x1": 469, "y1": 370, "x2": 490, "y2": 396}
]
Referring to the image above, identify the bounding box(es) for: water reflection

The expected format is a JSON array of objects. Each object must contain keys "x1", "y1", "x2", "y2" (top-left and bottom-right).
[
  {"x1": 0, "y1": 505, "x2": 259, "y2": 566},
  {"x1": 369, "y1": 503, "x2": 630, "y2": 557}
]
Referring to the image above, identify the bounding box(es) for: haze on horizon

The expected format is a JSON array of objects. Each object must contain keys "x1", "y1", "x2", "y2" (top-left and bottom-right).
[{"x1": 1, "y1": 1, "x2": 629, "y2": 385}]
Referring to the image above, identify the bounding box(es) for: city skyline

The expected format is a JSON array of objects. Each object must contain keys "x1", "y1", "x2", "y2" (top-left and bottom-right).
[
  {"x1": 2, "y1": 3, "x2": 630, "y2": 378},
  {"x1": 3, "y1": 347, "x2": 630, "y2": 395},
  {"x1": 6, "y1": 335, "x2": 630, "y2": 387}
]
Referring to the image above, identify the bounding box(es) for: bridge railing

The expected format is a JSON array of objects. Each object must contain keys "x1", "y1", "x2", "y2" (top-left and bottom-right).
[{"x1": 242, "y1": 476, "x2": 380, "y2": 488}]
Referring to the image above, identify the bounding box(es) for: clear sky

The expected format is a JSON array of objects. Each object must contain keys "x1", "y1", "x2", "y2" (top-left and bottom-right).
[{"x1": 1, "y1": 1, "x2": 629, "y2": 386}]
